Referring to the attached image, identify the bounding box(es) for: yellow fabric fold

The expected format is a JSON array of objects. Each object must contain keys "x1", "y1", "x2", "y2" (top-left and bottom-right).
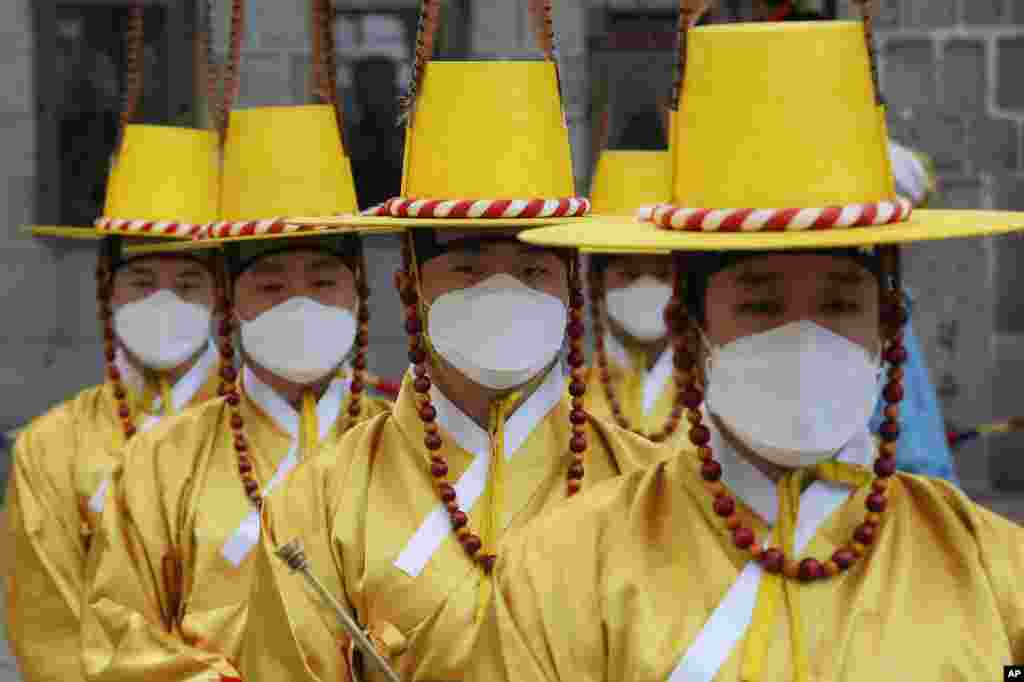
[
  {"x1": 623, "y1": 347, "x2": 647, "y2": 426},
  {"x1": 742, "y1": 460, "x2": 873, "y2": 682},
  {"x1": 301, "y1": 389, "x2": 319, "y2": 459},
  {"x1": 476, "y1": 391, "x2": 520, "y2": 624}
]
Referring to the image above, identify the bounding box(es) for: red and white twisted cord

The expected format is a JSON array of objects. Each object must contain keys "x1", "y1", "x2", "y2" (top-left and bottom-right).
[
  {"x1": 372, "y1": 197, "x2": 591, "y2": 219},
  {"x1": 95, "y1": 217, "x2": 205, "y2": 238},
  {"x1": 640, "y1": 197, "x2": 912, "y2": 232}
]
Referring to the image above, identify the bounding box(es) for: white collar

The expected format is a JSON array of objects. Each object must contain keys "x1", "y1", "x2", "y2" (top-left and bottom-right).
[
  {"x1": 427, "y1": 362, "x2": 565, "y2": 460},
  {"x1": 243, "y1": 364, "x2": 349, "y2": 440},
  {"x1": 114, "y1": 339, "x2": 217, "y2": 415},
  {"x1": 705, "y1": 409, "x2": 875, "y2": 525},
  {"x1": 603, "y1": 332, "x2": 673, "y2": 416}
]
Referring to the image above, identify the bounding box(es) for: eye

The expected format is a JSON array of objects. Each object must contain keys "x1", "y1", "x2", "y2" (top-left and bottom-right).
[
  {"x1": 522, "y1": 266, "x2": 549, "y2": 279},
  {"x1": 451, "y1": 263, "x2": 477, "y2": 275},
  {"x1": 260, "y1": 284, "x2": 285, "y2": 294},
  {"x1": 314, "y1": 279, "x2": 338, "y2": 288},
  {"x1": 735, "y1": 301, "x2": 784, "y2": 315},
  {"x1": 822, "y1": 300, "x2": 862, "y2": 315}
]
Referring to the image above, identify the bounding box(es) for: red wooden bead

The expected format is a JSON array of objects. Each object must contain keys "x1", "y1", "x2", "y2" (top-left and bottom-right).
[
  {"x1": 420, "y1": 405, "x2": 437, "y2": 422},
  {"x1": 461, "y1": 534, "x2": 482, "y2": 554},
  {"x1": 568, "y1": 381, "x2": 587, "y2": 398},
  {"x1": 414, "y1": 377, "x2": 431, "y2": 393},
  {"x1": 123, "y1": 425, "x2": 137, "y2": 438},
  {"x1": 832, "y1": 549, "x2": 856, "y2": 570},
  {"x1": 878, "y1": 420, "x2": 900, "y2": 442},
  {"x1": 713, "y1": 496, "x2": 735, "y2": 517},
  {"x1": 425, "y1": 434, "x2": 443, "y2": 451},
  {"x1": 480, "y1": 554, "x2": 497, "y2": 574},
  {"x1": 430, "y1": 461, "x2": 448, "y2": 477},
  {"x1": 234, "y1": 437, "x2": 248, "y2": 452},
  {"x1": 243, "y1": 479, "x2": 259, "y2": 495},
  {"x1": 569, "y1": 435, "x2": 587, "y2": 453},
  {"x1": 404, "y1": 316, "x2": 421, "y2": 335},
  {"x1": 348, "y1": 402, "x2": 362, "y2": 417},
  {"x1": 885, "y1": 345, "x2": 908, "y2": 365},
  {"x1": 414, "y1": 364, "x2": 428, "y2": 377},
  {"x1": 118, "y1": 405, "x2": 131, "y2": 419},
  {"x1": 108, "y1": 367, "x2": 121, "y2": 381},
  {"x1": 570, "y1": 409, "x2": 587, "y2": 425},
  {"x1": 733, "y1": 526, "x2": 755, "y2": 549},
  {"x1": 238, "y1": 458, "x2": 253, "y2": 474},
  {"x1": 882, "y1": 382, "x2": 904, "y2": 402},
  {"x1": 853, "y1": 522, "x2": 876, "y2": 546},
  {"x1": 874, "y1": 457, "x2": 896, "y2": 478},
  {"x1": 105, "y1": 348, "x2": 117, "y2": 362},
  {"x1": 408, "y1": 348, "x2": 427, "y2": 365},
  {"x1": 566, "y1": 320, "x2": 585, "y2": 339},
  {"x1": 450, "y1": 510, "x2": 468, "y2": 529},
  {"x1": 760, "y1": 548, "x2": 785, "y2": 574},
  {"x1": 356, "y1": 331, "x2": 369, "y2": 346},
  {"x1": 353, "y1": 356, "x2": 366, "y2": 370},
  {"x1": 438, "y1": 483, "x2": 456, "y2": 503},
  {"x1": 689, "y1": 425, "x2": 711, "y2": 446},
  {"x1": 701, "y1": 460, "x2": 723, "y2": 482},
  {"x1": 225, "y1": 391, "x2": 240, "y2": 407},
  {"x1": 221, "y1": 366, "x2": 237, "y2": 382},
  {"x1": 219, "y1": 321, "x2": 233, "y2": 337},
  {"x1": 231, "y1": 413, "x2": 245, "y2": 429},
  {"x1": 113, "y1": 387, "x2": 126, "y2": 400},
  {"x1": 682, "y1": 389, "x2": 704, "y2": 410},
  {"x1": 866, "y1": 492, "x2": 887, "y2": 513},
  {"x1": 350, "y1": 379, "x2": 365, "y2": 394},
  {"x1": 567, "y1": 350, "x2": 585, "y2": 368},
  {"x1": 446, "y1": 501, "x2": 459, "y2": 513},
  {"x1": 568, "y1": 462, "x2": 585, "y2": 479},
  {"x1": 798, "y1": 558, "x2": 825, "y2": 582},
  {"x1": 569, "y1": 292, "x2": 585, "y2": 309},
  {"x1": 220, "y1": 344, "x2": 235, "y2": 359},
  {"x1": 567, "y1": 479, "x2": 582, "y2": 495}
]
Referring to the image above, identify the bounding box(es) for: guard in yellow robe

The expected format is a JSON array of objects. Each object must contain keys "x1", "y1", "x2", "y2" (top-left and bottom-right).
[
  {"x1": 583, "y1": 151, "x2": 688, "y2": 445},
  {"x1": 471, "y1": 18, "x2": 1024, "y2": 682},
  {"x1": 80, "y1": 105, "x2": 391, "y2": 682},
  {"x1": 5, "y1": 124, "x2": 223, "y2": 682},
  {"x1": 240, "y1": 39, "x2": 667, "y2": 682}
]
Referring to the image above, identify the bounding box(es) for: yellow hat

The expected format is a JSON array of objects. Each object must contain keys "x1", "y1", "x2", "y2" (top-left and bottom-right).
[
  {"x1": 28, "y1": 124, "x2": 219, "y2": 242},
  {"x1": 521, "y1": 21, "x2": 1024, "y2": 253},
  {"x1": 194, "y1": 104, "x2": 396, "y2": 245},
  {"x1": 589, "y1": 150, "x2": 672, "y2": 217},
  {"x1": 288, "y1": 61, "x2": 589, "y2": 231}
]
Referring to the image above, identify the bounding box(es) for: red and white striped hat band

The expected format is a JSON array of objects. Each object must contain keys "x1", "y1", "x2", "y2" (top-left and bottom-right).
[
  {"x1": 638, "y1": 196, "x2": 913, "y2": 232},
  {"x1": 368, "y1": 196, "x2": 591, "y2": 219},
  {"x1": 198, "y1": 219, "x2": 354, "y2": 239},
  {"x1": 95, "y1": 216, "x2": 205, "y2": 238}
]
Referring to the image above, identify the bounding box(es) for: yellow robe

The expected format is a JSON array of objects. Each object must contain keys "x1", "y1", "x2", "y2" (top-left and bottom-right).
[
  {"x1": 81, "y1": 368, "x2": 389, "y2": 682},
  {"x1": 585, "y1": 334, "x2": 685, "y2": 447},
  {"x1": 241, "y1": 365, "x2": 666, "y2": 682},
  {"x1": 469, "y1": 426, "x2": 1024, "y2": 682},
  {"x1": 4, "y1": 345, "x2": 221, "y2": 682}
]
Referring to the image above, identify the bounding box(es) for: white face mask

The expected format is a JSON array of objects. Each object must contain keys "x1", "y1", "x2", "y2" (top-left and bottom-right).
[
  {"x1": 427, "y1": 273, "x2": 569, "y2": 390},
  {"x1": 605, "y1": 275, "x2": 672, "y2": 342},
  {"x1": 704, "y1": 320, "x2": 881, "y2": 469},
  {"x1": 240, "y1": 297, "x2": 356, "y2": 385},
  {"x1": 114, "y1": 290, "x2": 212, "y2": 371}
]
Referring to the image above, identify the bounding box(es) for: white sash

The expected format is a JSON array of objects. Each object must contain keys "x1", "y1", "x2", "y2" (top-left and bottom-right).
[
  {"x1": 393, "y1": 364, "x2": 564, "y2": 578},
  {"x1": 220, "y1": 366, "x2": 346, "y2": 567}
]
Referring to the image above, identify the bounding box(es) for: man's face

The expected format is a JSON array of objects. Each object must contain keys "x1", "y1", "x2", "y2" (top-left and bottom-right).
[
  {"x1": 419, "y1": 236, "x2": 569, "y2": 306},
  {"x1": 703, "y1": 253, "x2": 881, "y2": 355},
  {"x1": 233, "y1": 249, "x2": 356, "y2": 322},
  {"x1": 602, "y1": 254, "x2": 673, "y2": 292},
  {"x1": 109, "y1": 256, "x2": 215, "y2": 310}
]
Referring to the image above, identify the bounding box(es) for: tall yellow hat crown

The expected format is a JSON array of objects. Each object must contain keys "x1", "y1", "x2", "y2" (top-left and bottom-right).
[
  {"x1": 102, "y1": 124, "x2": 220, "y2": 225},
  {"x1": 403, "y1": 61, "x2": 575, "y2": 199},
  {"x1": 672, "y1": 21, "x2": 891, "y2": 208},
  {"x1": 221, "y1": 104, "x2": 358, "y2": 220},
  {"x1": 590, "y1": 151, "x2": 672, "y2": 216}
]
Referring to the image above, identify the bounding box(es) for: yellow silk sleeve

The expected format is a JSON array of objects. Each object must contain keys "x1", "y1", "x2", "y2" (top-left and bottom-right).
[
  {"x1": 241, "y1": 416, "x2": 381, "y2": 682},
  {"x1": 972, "y1": 499, "x2": 1024, "y2": 664},
  {"x1": 5, "y1": 427, "x2": 89, "y2": 682},
  {"x1": 81, "y1": 435, "x2": 239, "y2": 682}
]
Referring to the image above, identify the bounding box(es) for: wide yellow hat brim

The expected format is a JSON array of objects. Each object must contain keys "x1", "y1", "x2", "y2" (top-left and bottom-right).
[
  {"x1": 24, "y1": 225, "x2": 196, "y2": 241},
  {"x1": 519, "y1": 211, "x2": 1024, "y2": 252}
]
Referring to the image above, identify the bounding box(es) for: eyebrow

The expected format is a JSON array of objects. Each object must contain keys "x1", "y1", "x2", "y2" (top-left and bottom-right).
[
  {"x1": 825, "y1": 270, "x2": 867, "y2": 285},
  {"x1": 307, "y1": 256, "x2": 345, "y2": 273},
  {"x1": 124, "y1": 266, "x2": 157, "y2": 279},
  {"x1": 175, "y1": 267, "x2": 207, "y2": 280},
  {"x1": 733, "y1": 269, "x2": 782, "y2": 287}
]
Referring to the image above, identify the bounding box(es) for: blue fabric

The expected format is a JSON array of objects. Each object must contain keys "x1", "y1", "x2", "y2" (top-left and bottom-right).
[{"x1": 870, "y1": 313, "x2": 959, "y2": 484}]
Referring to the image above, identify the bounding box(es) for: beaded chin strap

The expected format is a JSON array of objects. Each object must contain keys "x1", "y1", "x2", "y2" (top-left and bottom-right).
[
  {"x1": 587, "y1": 263, "x2": 689, "y2": 442},
  {"x1": 678, "y1": 246, "x2": 907, "y2": 582},
  {"x1": 394, "y1": 233, "x2": 589, "y2": 573}
]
